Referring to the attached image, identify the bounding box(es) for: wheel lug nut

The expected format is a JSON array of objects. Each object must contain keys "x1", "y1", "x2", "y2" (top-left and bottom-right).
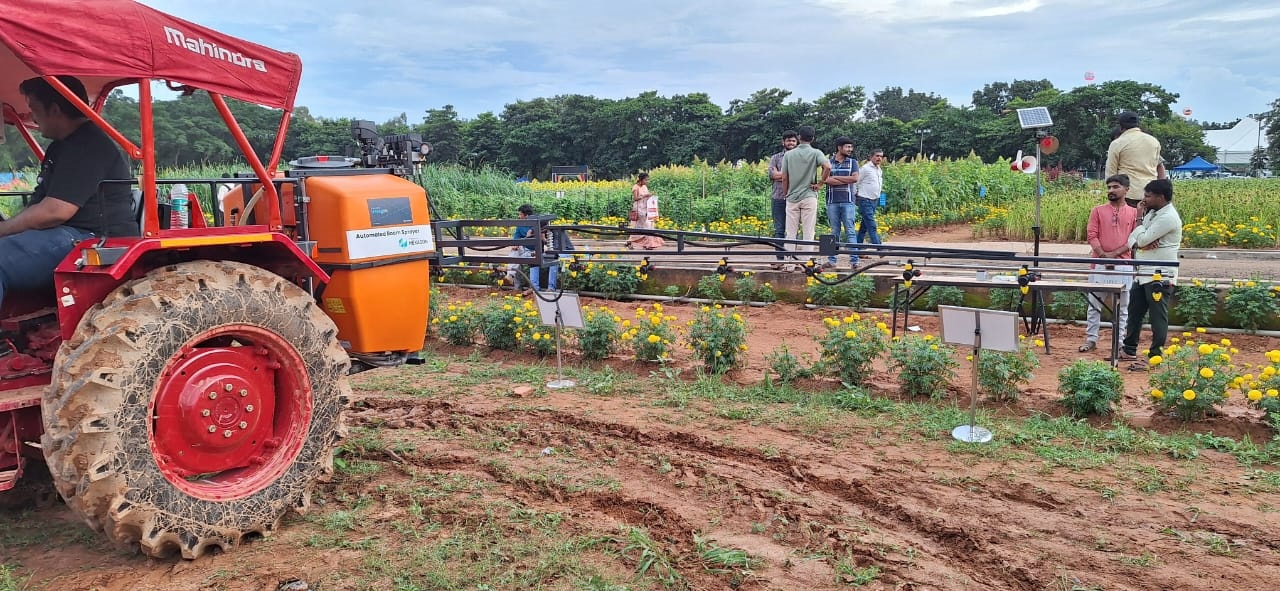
[
  {"x1": 208, "y1": 392, "x2": 217, "y2": 400},
  {"x1": 201, "y1": 409, "x2": 211, "y2": 417},
  {"x1": 245, "y1": 405, "x2": 254, "y2": 413},
  {"x1": 224, "y1": 384, "x2": 234, "y2": 392},
  {"x1": 207, "y1": 425, "x2": 217, "y2": 433},
  {"x1": 239, "y1": 421, "x2": 248, "y2": 429},
  {"x1": 240, "y1": 389, "x2": 248, "y2": 397},
  {"x1": 223, "y1": 430, "x2": 233, "y2": 438}
]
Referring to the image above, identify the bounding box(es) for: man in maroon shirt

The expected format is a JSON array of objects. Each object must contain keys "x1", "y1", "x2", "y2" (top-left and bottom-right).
[{"x1": 1080, "y1": 174, "x2": 1139, "y2": 352}]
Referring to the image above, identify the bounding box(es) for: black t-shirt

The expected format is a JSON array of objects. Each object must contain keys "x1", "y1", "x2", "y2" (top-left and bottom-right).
[{"x1": 30, "y1": 122, "x2": 138, "y2": 237}]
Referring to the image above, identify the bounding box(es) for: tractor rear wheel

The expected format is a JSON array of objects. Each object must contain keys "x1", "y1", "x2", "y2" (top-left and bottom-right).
[{"x1": 41, "y1": 261, "x2": 349, "y2": 558}]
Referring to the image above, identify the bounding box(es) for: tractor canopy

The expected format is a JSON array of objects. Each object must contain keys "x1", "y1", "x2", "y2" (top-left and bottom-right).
[{"x1": 0, "y1": 0, "x2": 302, "y2": 125}]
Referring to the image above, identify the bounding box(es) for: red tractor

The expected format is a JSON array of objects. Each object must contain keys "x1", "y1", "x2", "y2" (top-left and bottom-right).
[{"x1": 0, "y1": 0, "x2": 432, "y2": 558}]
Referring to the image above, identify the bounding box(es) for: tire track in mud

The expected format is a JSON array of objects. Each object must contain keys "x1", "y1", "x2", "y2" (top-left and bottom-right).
[{"x1": 348, "y1": 396, "x2": 1059, "y2": 590}]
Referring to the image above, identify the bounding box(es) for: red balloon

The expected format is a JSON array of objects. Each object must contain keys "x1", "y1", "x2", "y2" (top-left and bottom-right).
[{"x1": 1182, "y1": 108, "x2": 1193, "y2": 116}]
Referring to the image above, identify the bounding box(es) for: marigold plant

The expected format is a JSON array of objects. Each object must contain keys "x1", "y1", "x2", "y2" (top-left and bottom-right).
[
  {"x1": 477, "y1": 296, "x2": 526, "y2": 351},
  {"x1": 686, "y1": 307, "x2": 748, "y2": 374},
  {"x1": 888, "y1": 334, "x2": 958, "y2": 398},
  {"x1": 1224, "y1": 278, "x2": 1279, "y2": 334},
  {"x1": 1148, "y1": 339, "x2": 1239, "y2": 421},
  {"x1": 434, "y1": 300, "x2": 478, "y2": 346},
  {"x1": 1241, "y1": 349, "x2": 1280, "y2": 423},
  {"x1": 1173, "y1": 279, "x2": 1218, "y2": 328},
  {"x1": 975, "y1": 338, "x2": 1040, "y2": 402},
  {"x1": 1057, "y1": 360, "x2": 1124, "y2": 417},
  {"x1": 816, "y1": 314, "x2": 887, "y2": 386},
  {"x1": 625, "y1": 302, "x2": 678, "y2": 362},
  {"x1": 574, "y1": 305, "x2": 622, "y2": 361}
]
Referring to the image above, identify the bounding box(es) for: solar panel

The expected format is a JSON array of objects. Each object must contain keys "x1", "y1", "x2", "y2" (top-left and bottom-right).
[{"x1": 1016, "y1": 107, "x2": 1053, "y2": 129}]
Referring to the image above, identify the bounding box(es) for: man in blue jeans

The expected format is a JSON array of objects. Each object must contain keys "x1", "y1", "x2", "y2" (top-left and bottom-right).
[
  {"x1": 855, "y1": 149, "x2": 885, "y2": 246},
  {"x1": 767, "y1": 130, "x2": 798, "y2": 270},
  {"x1": 822, "y1": 137, "x2": 859, "y2": 269},
  {"x1": 0, "y1": 76, "x2": 137, "y2": 311}
]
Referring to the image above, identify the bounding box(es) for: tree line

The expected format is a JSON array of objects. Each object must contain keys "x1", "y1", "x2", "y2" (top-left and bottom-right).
[{"x1": 5, "y1": 78, "x2": 1275, "y2": 180}]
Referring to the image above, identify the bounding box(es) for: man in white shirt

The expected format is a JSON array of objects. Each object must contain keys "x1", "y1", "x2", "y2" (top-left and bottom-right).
[
  {"x1": 854, "y1": 150, "x2": 884, "y2": 246},
  {"x1": 1120, "y1": 179, "x2": 1181, "y2": 371}
]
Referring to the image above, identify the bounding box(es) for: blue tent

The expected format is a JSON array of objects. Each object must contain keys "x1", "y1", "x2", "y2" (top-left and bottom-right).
[{"x1": 1172, "y1": 155, "x2": 1219, "y2": 172}]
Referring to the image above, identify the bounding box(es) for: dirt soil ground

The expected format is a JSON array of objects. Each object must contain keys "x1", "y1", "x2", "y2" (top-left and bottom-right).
[{"x1": 4, "y1": 286, "x2": 1280, "y2": 591}]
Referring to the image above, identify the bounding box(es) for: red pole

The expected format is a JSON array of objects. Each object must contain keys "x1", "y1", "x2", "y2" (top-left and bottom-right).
[
  {"x1": 139, "y1": 80, "x2": 159, "y2": 237},
  {"x1": 209, "y1": 92, "x2": 282, "y2": 230}
]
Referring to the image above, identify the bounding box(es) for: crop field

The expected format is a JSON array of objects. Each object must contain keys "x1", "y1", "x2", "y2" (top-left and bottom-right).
[{"x1": 4, "y1": 284, "x2": 1280, "y2": 591}]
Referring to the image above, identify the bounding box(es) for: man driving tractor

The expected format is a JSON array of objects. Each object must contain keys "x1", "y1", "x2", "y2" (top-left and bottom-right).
[{"x1": 0, "y1": 75, "x2": 137, "y2": 309}]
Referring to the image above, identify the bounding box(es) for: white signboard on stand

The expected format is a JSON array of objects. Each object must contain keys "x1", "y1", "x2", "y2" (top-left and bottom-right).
[{"x1": 938, "y1": 306, "x2": 1020, "y2": 352}]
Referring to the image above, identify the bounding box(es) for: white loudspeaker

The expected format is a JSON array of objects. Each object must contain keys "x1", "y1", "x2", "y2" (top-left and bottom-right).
[{"x1": 1019, "y1": 155, "x2": 1038, "y2": 174}]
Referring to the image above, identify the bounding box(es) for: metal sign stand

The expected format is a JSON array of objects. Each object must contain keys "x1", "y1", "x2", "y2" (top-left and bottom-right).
[
  {"x1": 536, "y1": 292, "x2": 584, "y2": 389},
  {"x1": 940, "y1": 306, "x2": 1020, "y2": 444}
]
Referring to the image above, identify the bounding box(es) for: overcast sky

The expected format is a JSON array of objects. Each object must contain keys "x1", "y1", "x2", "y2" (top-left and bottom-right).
[{"x1": 138, "y1": 0, "x2": 1280, "y2": 125}]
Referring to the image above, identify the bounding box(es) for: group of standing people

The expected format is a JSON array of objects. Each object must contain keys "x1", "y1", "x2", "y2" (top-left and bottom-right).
[
  {"x1": 1084, "y1": 110, "x2": 1181, "y2": 372},
  {"x1": 768, "y1": 126, "x2": 884, "y2": 271}
]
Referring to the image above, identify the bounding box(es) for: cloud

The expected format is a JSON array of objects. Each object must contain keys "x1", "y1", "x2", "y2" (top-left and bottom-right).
[{"x1": 136, "y1": 0, "x2": 1280, "y2": 123}]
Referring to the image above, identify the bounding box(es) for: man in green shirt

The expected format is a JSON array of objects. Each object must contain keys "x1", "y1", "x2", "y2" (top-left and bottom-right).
[{"x1": 779, "y1": 126, "x2": 830, "y2": 270}]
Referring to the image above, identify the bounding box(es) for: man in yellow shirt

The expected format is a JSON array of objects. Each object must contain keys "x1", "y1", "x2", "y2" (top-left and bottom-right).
[{"x1": 1105, "y1": 111, "x2": 1166, "y2": 205}]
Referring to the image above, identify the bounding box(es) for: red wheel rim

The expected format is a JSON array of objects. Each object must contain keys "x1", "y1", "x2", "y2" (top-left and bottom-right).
[{"x1": 149, "y1": 324, "x2": 312, "y2": 501}]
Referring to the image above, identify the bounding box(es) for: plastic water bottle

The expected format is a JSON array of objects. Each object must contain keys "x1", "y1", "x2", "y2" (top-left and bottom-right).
[{"x1": 170, "y1": 184, "x2": 189, "y2": 229}]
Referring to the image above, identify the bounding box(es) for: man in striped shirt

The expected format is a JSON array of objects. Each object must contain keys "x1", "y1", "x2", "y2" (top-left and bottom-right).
[{"x1": 822, "y1": 137, "x2": 859, "y2": 269}]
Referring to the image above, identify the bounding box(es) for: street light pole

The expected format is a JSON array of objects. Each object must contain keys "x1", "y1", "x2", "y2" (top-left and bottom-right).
[{"x1": 917, "y1": 128, "x2": 931, "y2": 158}]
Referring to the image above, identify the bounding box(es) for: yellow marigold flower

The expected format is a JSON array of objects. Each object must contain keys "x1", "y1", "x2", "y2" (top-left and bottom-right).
[
  {"x1": 843, "y1": 316, "x2": 855, "y2": 324},
  {"x1": 1149, "y1": 355, "x2": 1163, "y2": 366},
  {"x1": 1171, "y1": 337, "x2": 1180, "y2": 343},
  {"x1": 1264, "y1": 366, "x2": 1277, "y2": 377},
  {"x1": 845, "y1": 330, "x2": 857, "y2": 338},
  {"x1": 851, "y1": 313, "x2": 861, "y2": 321},
  {"x1": 1198, "y1": 344, "x2": 1214, "y2": 355},
  {"x1": 1034, "y1": 339, "x2": 1045, "y2": 347},
  {"x1": 929, "y1": 344, "x2": 939, "y2": 351},
  {"x1": 965, "y1": 355, "x2": 974, "y2": 361},
  {"x1": 1220, "y1": 338, "x2": 1232, "y2": 346},
  {"x1": 739, "y1": 344, "x2": 748, "y2": 351},
  {"x1": 1195, "y1": 327, "x2": 1207, "y2": 333},
  {"x1": 732, "y1": 313, "x2": 742, "y2": 322},
  {"x1": 650, "y1": 316, "x2": 661, "y2": 326},
  {"x1": 1219, "y1": 354, "x2": 1231, "y2": 363},
  {"x1": 532, "y1": 333, "x2": 541, "y2": 341},
  {"x1": 715, "y1": 350, "x2": 722, "y2": 357},
  {"x1": 647, "y1": 334, "x2": 661, "y2": 343},
  {"x1": 924, "y1": 334, "x2": 935, "y2": 341},
  {"x1": 622, "y1": 319, "x2": 631, "y2": 328},
  {"x1": 876, "y1": 322, "x2": 888, "y2": 330},
  {"x1": 1183, "y1": 390, "x2": 1197, "y2": 401},
  {"x1": 514, "y1": 317, "x2": 523, "y2": 323},
  {"x1": 1268, "y1": 389, "x2": 1279, "y2": 398},
  {"x1": 503, "y1": 304, "x2": 512, "y2": 311},
  {"x1": 1150, "y1": 388, "x2": 1164, "y2": 399},
  {"x1": 1248, "y1": 390, "x2": 1264, "y2": 401},
  {"x1": 1200, "y1": 367, "x2": 1215, "y2": 379},
  {"x1": 448, "y1": 315, "x2": 458, "y2": 322},
  {"x1": 447, "y1": 304, "x2": 457, "y2": 311}
]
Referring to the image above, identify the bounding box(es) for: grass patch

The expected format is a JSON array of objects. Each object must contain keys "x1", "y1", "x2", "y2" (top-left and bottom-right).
[{"x1": 0, "y1": 564, "x2": 29, "y2": 591}]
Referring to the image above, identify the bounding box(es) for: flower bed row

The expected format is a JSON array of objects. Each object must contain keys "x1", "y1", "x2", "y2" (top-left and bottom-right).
[{"x1": 427, "y1": 288, "x2": 1280, "y2": 430}]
